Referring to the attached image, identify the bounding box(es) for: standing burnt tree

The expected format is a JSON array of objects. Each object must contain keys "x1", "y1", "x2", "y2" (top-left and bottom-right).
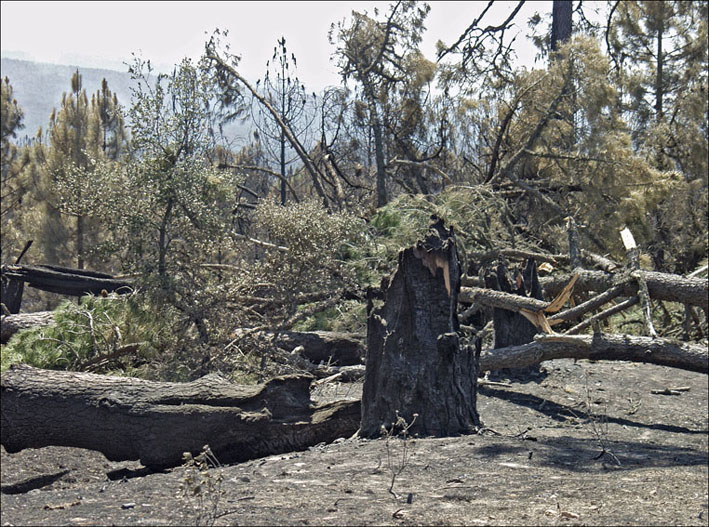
[{"x1": 360, "y1": 217, "x2": 481, "y2": 437}]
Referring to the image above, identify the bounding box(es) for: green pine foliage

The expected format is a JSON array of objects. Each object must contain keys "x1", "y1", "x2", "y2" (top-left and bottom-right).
[{"x1": 1, "y1": 292, "x2": 174, "y2": 375}]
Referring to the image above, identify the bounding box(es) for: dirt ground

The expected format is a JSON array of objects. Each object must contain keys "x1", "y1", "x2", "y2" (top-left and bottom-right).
[{"x1": 2, "y1": 358, "x2": 707, "y2": 526}]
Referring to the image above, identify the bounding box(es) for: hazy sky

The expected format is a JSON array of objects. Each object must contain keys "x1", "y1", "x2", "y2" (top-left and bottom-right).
[{"x1": 1, "y1": 1, "x2": 551, "y2": 90}]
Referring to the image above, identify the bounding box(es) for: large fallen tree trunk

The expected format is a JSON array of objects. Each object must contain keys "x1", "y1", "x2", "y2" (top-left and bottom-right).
[
  {"x1": 1, "y1": 311, "x2": 54, "y2": 343},
  {"x1": 0, "y1": 264, "x2": 133, "y2": 297},
  {"x1": 1, "y1": 365, "x2": 360, "y2": 467},
  {"x1": 479, "y1": 333, "x2": 708, "y2": 374}
]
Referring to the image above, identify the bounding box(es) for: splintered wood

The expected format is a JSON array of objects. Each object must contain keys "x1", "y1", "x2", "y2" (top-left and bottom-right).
[{"x1": 413, "y1": 246, "x2": 452, "y2": 297}]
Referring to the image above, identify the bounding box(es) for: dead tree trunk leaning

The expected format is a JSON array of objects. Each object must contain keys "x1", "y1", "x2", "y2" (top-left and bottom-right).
[
  {"x1": 360, "y1": 217, "x2": 481, "y2": 437},
  {"x1": 1, "y1": 365, "x2": 360, "y2": 468},
  {"x1": 1, "y1": 264, "x2": 133, "y2": 298}
]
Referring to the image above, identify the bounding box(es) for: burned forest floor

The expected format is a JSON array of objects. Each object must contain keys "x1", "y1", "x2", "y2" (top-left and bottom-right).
[{"x1": 2, "y1": 358, "x2": 708, "y2": 526}]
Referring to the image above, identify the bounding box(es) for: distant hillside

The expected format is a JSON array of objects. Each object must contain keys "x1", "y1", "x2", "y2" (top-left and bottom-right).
[
  {"x1": 0, "y1": 57, "x2": 250, "y2": 145},
  {"x1": 1, "y1": 57, "x2": 137, "y2": 142}
]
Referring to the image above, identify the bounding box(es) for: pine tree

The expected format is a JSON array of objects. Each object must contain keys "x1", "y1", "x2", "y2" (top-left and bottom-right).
[
  {"x1": 608, "y1": 0, "x2": 708, "y2": 180},
  {"x1": 1, "y1": 76, "x2": 30, "y2": 263},
  {"x1": 330, "y1": 1, "x2": 430, "y2": 207},
  {"x1": 1, "y1": 76, "x2": 26, "y2": 220},
  {"x1": 253, "y1": 37, "x2": 312, "y2": 205},
  {"x1": 34, "y1": 70, "x2": 127, "y2": 269}
]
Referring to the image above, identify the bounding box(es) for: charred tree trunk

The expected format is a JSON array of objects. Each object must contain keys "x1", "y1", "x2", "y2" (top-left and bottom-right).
[
  {"x1": 551, "y1": 0, "x2": 573, "y2": 52},
  {"x1": 0, "y1": 277, "x2": 24, "y2": 315},
  {"x1": 1, "y1": 365, "x2": 360, "y2": 468},
  {"x1": 485, "y1": 258, "x2": 544, "y2": 378},
  {"x1": 486, "y1": 258, "x2": 544, "y2": 349},
  {"x1": 1, "y1": 240, "x2": 33, "y2": 314},
  {"x1": 360, "y1": 218, "x2": 481, "y2": 437}
]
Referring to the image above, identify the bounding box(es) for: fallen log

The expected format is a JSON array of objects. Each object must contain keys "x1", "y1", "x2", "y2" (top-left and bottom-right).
[
  {"x1": 1, "y1": 311, "x2": 55, "y2": 343},
  {"x1": 1, "y1": 365, "x2": 360, "y2": 467},
  {"x1": 272, "y1": 330, "x2": 365, "y2": 366},
  {"x1": 0, "y1": 264, "x2": 133, "y2": 297},
  {"x1": 540, "y1": 270, "x2": 708, "y2": 311},
  {"x1": 479, "y1": 333, "x2": 708, "y2": 374}
]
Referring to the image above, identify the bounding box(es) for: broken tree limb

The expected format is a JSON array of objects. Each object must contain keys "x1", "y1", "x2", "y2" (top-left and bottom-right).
[
  {"x1": 0, "y1": 365, "x2": 360, "y2": 467},
  {"x1": 460, "y1": 286, "x2": 549, "y2": 314},
  {"x1": 479, "y1": 333, "x2": 708, "y2": 374},
  {"x1": 1, "y1": 311, "x2": 55, "y2": 343},
  {"x1": 540, "y1": 270, "x2": 708, "y2": 311},
  {"x1": 620, "y1": 227, "x2": 657, "y2": 338},
  {"x1": 460, "y1": 271, "x2": 578, "y2": 334},
  {"x1": 548, "y1": 282, "x2": 630, "y2": 324}
]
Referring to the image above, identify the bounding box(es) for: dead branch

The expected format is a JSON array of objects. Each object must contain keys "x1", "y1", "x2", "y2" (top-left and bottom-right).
[
  {"x1": 620, "y1": 227, "x2": 657, "y2": 337},
  {"x1": 565, "y1": 296, "x2": 640, "y2": 335},
  {"x1": 205, "y1": 43, "x2": 329, "y2": 205}
]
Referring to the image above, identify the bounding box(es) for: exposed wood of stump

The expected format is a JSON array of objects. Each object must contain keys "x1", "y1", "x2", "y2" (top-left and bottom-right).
[
  {"x1": 1, "y1": 311, "x2": 55, "y2": 343},
  {"x1": 360, "y1": 217, "x2": 481, "y2": 437},
  {"x1": 1, "y1": 365, "x2": 360, "y2": 467}
]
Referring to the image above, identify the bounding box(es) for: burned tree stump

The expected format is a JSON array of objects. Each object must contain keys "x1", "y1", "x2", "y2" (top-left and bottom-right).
[
  {"x1": 360, "y1": 217, "x2": 481, "y2": 437},
  {"x1": 485, "y1": 258, "x2": 544, "y2": 349},
  {"x1": 484, "y1": 258, "x2": 545, "y2": 378}
]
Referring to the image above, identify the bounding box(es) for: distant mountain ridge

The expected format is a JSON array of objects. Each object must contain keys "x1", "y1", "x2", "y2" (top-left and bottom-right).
[
  {"x1": 0, "y1": 57, "x2": 250, "y2": 145},
  {"x1": 1, "y1": 57, "x2": 137, "y2": 142}
]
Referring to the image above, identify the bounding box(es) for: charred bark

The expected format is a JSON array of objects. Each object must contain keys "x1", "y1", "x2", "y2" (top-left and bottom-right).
[
  {"x1": 1, "y1": 240, "x2": 33, "y2": 314},
  {"x1": 1, "y1": 365, "x2": 360, "y2": 468},
  {"x1": 485, "y1": 258, "x2": 544, "y2": 349},
  {"x1": 360, "y1": 217, "x2": 481, "y2": 437}
]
